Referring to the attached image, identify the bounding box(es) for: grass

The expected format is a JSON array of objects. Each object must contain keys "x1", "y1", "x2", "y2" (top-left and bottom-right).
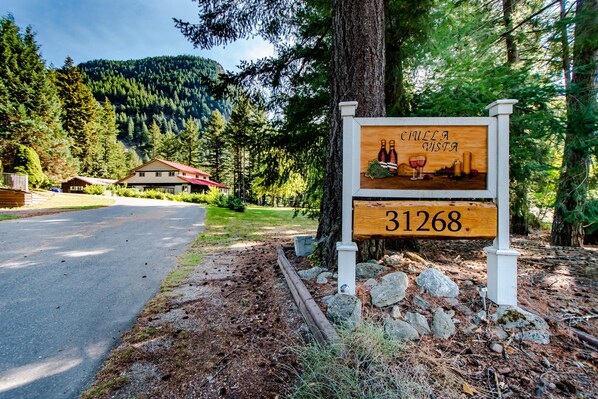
[
  {"x1": 27, "y1": 192, "x2": 114, "y2": 210},
  {"x1": 196, "y1": 205, "x2": 317, "y2": 251},
  {"x1": 288, "y1": 323, "x2": 430, "y2": 399},
  {"x1": 0, "y1": 215, "x2": 20, "y2": 220}
]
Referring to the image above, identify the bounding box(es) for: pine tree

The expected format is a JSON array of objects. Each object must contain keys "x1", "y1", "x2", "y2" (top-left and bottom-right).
[
  {"x1": 202, "y1": 110, "x2": 230, "y2": 184},
  {"x1": 178, "y1": 116, "x2": 201, "y2": 167},
  {"x1": 0, "y1": 16, "x2": 76, "y2": 181},
  {"x1": 54, "y1": 56, "x2": 98, "y2": 167},
  {"x1": 147, "y1": 120, "x2": 162, "y2": 159}
]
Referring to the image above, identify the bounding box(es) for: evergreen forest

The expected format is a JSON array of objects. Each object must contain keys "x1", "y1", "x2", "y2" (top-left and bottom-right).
[
  {"x1": 1, "y1": 0, "x2": 596, "y2": 252},
  {"x1": 78, "y1": 56, "x2": 233, "y2": 153}
]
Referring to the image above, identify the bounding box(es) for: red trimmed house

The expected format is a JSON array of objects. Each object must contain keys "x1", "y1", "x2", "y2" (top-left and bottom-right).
[{"x1": 115, "y1": 158, "x2": 228, "y2": 194}]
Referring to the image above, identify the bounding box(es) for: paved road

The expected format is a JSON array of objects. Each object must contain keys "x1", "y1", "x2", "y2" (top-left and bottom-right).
[{"x1": 0, "y1": 197, "x2": 205, "y2": 398}]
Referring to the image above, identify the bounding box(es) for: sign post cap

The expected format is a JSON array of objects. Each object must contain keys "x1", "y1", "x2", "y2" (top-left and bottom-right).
[
  {"x1": 486, "y1": 99, "x2": 518, "y2": 116},
  {"x1": 339, "y1": 101, "x2": 358, "y2": 117}
]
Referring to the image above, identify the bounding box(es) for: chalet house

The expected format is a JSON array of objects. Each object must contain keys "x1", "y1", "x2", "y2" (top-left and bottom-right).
[
  {"x1": 115, "y1": 158, "x2": 228, "y2": 195},
  {"x1": 62, "y1": 176, "x2": 117, "y2": 193}
]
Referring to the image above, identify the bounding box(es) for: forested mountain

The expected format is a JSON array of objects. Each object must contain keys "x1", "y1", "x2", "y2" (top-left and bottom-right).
[{"x1": 79, "y1": 56, "x2": 233, "y2": 153}]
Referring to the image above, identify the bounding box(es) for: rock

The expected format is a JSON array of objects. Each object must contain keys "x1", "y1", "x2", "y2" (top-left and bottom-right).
[
  {"x1": 366, "y1": 259, "x2": 378, "y2": 264},
  {"x1": 390, "y1": 306, "x2": 402, "y2": 319},
  {"x1": 383, "y1": 254, "x2": 403, "y2": 267},
  {"x1": 321, "y1": 295, "x2": 335, "y2": 305},
  {"x1": 513, "y1": 330, "x2": 551, "y2": 345},
  {"x1": 404, "y1": 251, "x2": 427, "y2": 264},
  {"x1": 316, "y1": 272, "x2": 333, "y2": 284},
  {"x1": 491, "y1": 327, "x2": 508, "y2": 341},
  {"x1": 326, "y1": 294, "x2": 361, "y2": 330},
  {"x1": 384, "y1": 319, "x2": 419, "y2": 341},
  {"x1": 456, "y1": 304, "x2": 473, "y2": 316},
  {"x1": 491, "y1": 306, "x2": 549, "y2": 330},
  {"x1": 431, "y1": 308, "x2": 456, "y2": 339},
  {"x1": 415, "y1": 268, "x2": 459, "y2": 298},
  {"x1": 490, "y1": 343, "x2": 503, "y2": 353},
  {"x1": 464, "y1": 280, "x2": 475, "y2": 286},
  {"x1": 355, "y1": 262, "x2": 389, "y2": 279},
  {"x1": 473, "y1": 310, "x2": 487, "y2": 325},
  {"x1": 445, "y1": 297, "x2": 459, "y2": 306},
  {"x1": 370, "y1": 272, "x2": 409, "y2": 308},
  {"x1": 404, "y1": 312, "x2": 431, "y2": 335},
  {"x1": 446, "y1": 309, "x2": 455, "y2": 318},
  {"x1": 414, "y1": 295, "x2": 430, "y2": 310},
  {"x1": 297, "y1": 266, "x2": 327, "y2": 280},
  {"x1": 464, "y1": 324, "x2": 480, "y2": 335},
  {"x1": 364, "y1": 278, "x2": 378, "y2": 288}
]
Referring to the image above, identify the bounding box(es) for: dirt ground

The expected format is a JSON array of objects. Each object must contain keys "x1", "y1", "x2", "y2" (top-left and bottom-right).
[
  {"x1": 10, "y1": 201, "x2": 595, "y2": 397},
  {"x1": 296, "y1": 232, "x2": 597, "y2": 398},
  {"x1": 82, "y1": 239, "x2": 307, "y2": 399}
]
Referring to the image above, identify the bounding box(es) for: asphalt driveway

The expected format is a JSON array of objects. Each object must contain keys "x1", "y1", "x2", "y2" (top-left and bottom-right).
[{"x1": 0, "y1": 197, "x2": 205, "y2": 398}]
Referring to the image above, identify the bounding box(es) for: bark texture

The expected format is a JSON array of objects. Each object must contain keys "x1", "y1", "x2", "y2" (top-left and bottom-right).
[
  {"x1": 317, "y1": 0, "x2": 385, "y2": 267},
  {"x1": 551, "y1": 0, "x2": 597, "y2": 246}
]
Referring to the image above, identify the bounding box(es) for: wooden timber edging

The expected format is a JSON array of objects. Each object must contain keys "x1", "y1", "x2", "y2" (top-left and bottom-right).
[{"x1": 276, "y1": 246, "x2": 339, "y2": 345}]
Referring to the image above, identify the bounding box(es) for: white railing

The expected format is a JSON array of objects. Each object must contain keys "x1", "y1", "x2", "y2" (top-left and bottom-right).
[{"x1": 1, "y1": 173, "x2": 29, "y2": 191}]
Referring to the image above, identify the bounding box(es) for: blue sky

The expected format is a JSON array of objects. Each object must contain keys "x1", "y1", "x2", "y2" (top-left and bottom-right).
[{"x1": 1, "y1": 0, "x2": 273, "y2": 71}]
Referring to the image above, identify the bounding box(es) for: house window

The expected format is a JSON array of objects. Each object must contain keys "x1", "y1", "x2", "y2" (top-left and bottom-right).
[
  {"x1": 169, "y1": 171, "x2": 176, "y2": 176},
  {"x1": 139, "y1": 172, "x2": 145, "y2": 177},
  {"x1": 156, "y1": 172, "x2": 162, "y2": 177},
  {"x1": 71, "y1": 186, "x2": 83, "y2": 191}
]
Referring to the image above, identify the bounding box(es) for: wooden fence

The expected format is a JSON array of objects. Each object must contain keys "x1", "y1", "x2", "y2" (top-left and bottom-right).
[{"x1": 1, "y1": 173, "x2": 29, "y2": 191}]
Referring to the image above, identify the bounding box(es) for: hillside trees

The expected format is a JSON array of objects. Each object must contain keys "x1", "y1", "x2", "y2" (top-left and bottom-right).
[{"x1": 79, "y1": 56, "x2": 233, "y2": 150}]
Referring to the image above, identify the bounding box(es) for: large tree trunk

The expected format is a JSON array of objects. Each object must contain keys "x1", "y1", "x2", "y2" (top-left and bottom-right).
[
  {"x1": 502, "y1": 0, "x2": 530, "y2": 236},
  {"x1": 317, "y1": 0, "x2": 386, "y2": 268},
  {"x1": 551, "y1": 0, "x2": 597, "y2": 246}
]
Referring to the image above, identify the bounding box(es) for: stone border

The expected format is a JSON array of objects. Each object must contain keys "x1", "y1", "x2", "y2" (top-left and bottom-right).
[{"x1": 276, "y1": 246, "x2": 339, "y2": 345}]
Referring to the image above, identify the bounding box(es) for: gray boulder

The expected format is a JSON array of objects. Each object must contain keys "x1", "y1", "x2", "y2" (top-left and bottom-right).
[
  {"x1": 384, "y1": 319, "x2": 419, "y2": 341},
  {"x1": 513, "y1": 330, "x2": 550, "y2": 345},
  {"x1": 431, "y1": 308, "x2": 456, "y2": 339},
  {"x1": 370, "y1": 272, "x2": 409, "y2": 308},
  {"x1": 383, "y1": 254, "x2": 403, "y2": 267},
  {"x1": 364, "y1": 278, "x2": 378, "y2": 288},
  {"x1": 415, "y1": 268, "x2": 459, "y2": 298},
  {"x1": 298, "y1": 266, "x2": 327, "y2": 280},
  {"x1": 326, "y1": 294, "x2": 361, "y2": 330},
  {"x1": 491, "y1": 306, "x2": 549, "y2": 330},
  {"x1": 316, "y1": 272, "x2": 333, "y2": 284},
  {"x1": 404, "y1": 312, "x2": 431, "y2": 335},
  {"x1": 356, "y1": 262, "x2": 389, "y2": 279}
]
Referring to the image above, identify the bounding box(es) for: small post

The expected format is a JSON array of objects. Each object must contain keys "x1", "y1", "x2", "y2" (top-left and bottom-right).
[
  {"x1": 337, "y1": 101, "x2": 359, "y2": 295},
  {"x1": 485, "y1": 99, "x2": 519, "y2": 306}
]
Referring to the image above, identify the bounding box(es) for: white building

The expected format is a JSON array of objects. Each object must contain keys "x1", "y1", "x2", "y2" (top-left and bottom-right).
[{"x1": 116, "y1": 158, "x2": 228, "y2": 195}]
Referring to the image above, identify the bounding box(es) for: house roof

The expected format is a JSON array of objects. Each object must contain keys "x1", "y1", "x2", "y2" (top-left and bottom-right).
[
  {"x1": 155, "y1": 159, "x2": 210, "y2": 177},
  {"x1": 69, "y1": 176, "x2": 117, "y2": 185},
  {"x1": 115, "y1": 158, "x2": 212, "y2": 185},
  {"x1": 178, "y1": 176, "x2": 229, "y2": 189}
]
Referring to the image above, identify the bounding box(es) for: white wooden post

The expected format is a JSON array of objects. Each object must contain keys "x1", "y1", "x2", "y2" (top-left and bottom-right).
[
  {"x1": 337, "y1": 101, "x2": 359, "y2": 295},
  {"x1": 485, "y1": 100, "x2": 519, "y2": 306}
]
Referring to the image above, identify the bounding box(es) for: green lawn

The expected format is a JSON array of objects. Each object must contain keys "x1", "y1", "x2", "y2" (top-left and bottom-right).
[
  {"x1": 0, "y1": 215, "x2": 20, "y2": 221},
  {"x1": 26, "y1": 192, "x2": 114, "y2": 210},
  {"x1": 196, "y1": 205, "x2": 318, "y2": 250}
]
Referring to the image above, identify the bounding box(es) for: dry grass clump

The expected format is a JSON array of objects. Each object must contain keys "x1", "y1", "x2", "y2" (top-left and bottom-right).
[{"x1": 287, "y1": 322, "x2": 465, "y2": 398}]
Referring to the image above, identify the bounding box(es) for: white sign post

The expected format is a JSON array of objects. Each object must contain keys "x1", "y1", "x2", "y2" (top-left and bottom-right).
[{"x1": 337, "y1": 99, "x2": 519, "y2": 306}]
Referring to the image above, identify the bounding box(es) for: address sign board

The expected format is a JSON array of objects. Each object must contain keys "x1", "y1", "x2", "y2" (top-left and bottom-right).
[{"x1": 337, "y1": 100, "x2": 520, "y2": 306}]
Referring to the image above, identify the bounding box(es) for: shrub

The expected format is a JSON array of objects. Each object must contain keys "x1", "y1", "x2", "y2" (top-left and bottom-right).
[
  {"x1": 10, "y1": 145, "x2": 47, "y2": 188},
  {"x1": 143, "y1": 190, "x2": 165, "y2": 200},
  {"x1": 83, "y1": 184, "x2": 108, "y2": 195},
  {"x1": 227, "y1": 196, "x2": 245, "y2": 212}
]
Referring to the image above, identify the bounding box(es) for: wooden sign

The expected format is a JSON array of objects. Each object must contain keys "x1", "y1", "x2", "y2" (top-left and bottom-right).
[
  {"x1": 360, "y1": 125, "x2": 488, "y2": 190},
  {"x1": 353, "y1": 200, "x2": 497, "y2": 240}
]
